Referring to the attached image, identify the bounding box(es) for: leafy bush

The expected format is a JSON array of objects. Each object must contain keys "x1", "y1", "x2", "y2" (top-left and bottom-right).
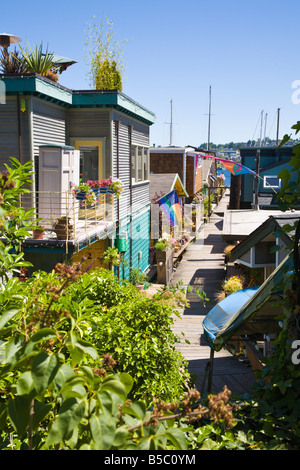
[{"x1": 63, "y1": 268, "x2": 191, "y2": 401}]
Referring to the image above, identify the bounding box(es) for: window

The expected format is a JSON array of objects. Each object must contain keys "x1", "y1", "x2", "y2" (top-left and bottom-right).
[
  {"x1": 263, "y1": 175, "x2": 281, "y2": 189},
  {"x1": 131, "y1": 145, "x2": 149, "y2": 183}
]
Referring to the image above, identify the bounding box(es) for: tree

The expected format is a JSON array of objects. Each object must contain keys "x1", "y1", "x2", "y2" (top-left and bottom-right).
[
  {"x1": 0, "y1": 158, "x2": 38, "y2": 282},
  {"x1": 85, "y1": 15, "x2": 126, "y2": 91}
]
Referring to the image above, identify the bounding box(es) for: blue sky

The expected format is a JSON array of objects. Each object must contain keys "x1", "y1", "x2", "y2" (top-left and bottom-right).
[{"x1": 2, "y1": 0, "x2": 300, "y2": 146}]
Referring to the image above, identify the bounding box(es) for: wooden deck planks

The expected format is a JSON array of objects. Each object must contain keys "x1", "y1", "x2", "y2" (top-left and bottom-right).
[{"x1": 171, "y1": 192, "x2": 256, "y2": 395}]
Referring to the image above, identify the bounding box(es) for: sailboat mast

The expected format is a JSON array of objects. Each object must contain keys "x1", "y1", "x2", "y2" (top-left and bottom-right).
[
  {"x1": 207, "y1": 85, "x2": 211, "y2": 151},
  {"x1": 259, "y1": 110, "x2": 264, "y2": 146},
  {"x1": 170, "y1": 99, "x2": 173, "y2": 146},
  {"x1": 263, "y1": 112, "x2": 268, "y2": 146},
  {"x1": 276, "y1": 108, "x2": 280, "y2": 144}
]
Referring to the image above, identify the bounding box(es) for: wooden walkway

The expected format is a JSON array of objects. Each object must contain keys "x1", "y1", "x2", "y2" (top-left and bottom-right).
[{"x1": 171, "y1": 191, "x2": 256, "y2": 396}]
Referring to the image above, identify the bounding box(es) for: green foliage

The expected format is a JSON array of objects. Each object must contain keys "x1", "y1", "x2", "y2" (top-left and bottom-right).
[
  {"x1": 0, "y1": 47, "x2": 26, "y2": 74},
  {"x1": 154, "y1": 241, "x2": 167, "y2": 251},
  {"x1": 64, "y1": 268, "x2": 191, "y2": 401},
  {"x1": 85, "y1": 15, "x2": 126, "y2": 91},
  {"x1": 128, "y1": 267, "x2": 148, "y2": 285},
  {"x1": 101, "y1": 246, "x2": 121, "y2": 267},
  {"x1": 0, "y1": 158, "x2": 37, "y2": 282},
  {"x1": 12, "y1": 41, "x2": 59, "y2": 77}
]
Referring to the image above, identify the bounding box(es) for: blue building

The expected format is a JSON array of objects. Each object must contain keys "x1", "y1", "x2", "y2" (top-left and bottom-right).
[{"x1": 237, "y1": 146, "x2": 296, "y2": 209}]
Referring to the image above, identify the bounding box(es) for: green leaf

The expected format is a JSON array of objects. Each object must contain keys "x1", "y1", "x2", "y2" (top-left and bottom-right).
[
  {"x1": 46, "y1": 398, "x2": 86, "y2": 446},
  {"x1": 122, "y1": 401, "x2": 146, "y2": 420},
  {"x1": 97, "y1": 390, "x2": 114, "y2": 418},
  {"x1": 165, "y1": 427, "x2": 187, "y2": 450},
  {"x1": 200, "y1": 438, "x2": 218, "y2": 450},
  {"x1": 90, "y1": 414, "x2": 116, "y2": 450},
  {"x1": 115, "y1": 372, "x2": 134, "y2": 395},
  {"x1": 100, "y1": 376, "x2": 127, "y2": 401},
  {"x1": 68, "y1": 346, "x2": 83, "y2": 366},
  {"x1": 17, "y1": 371, "x2": 35, "y2": 396},
  {"x1": 112, "y1": 424, "x2": 128, "y2": 448},
  {"x1": 69, "y1": 338, "x2": 98, "y2": 361},
  {"x1": 8, "y1": 395, "x2": 31, "y2": 437},
  {"x1": 31, "y1": 353, "x2": 60, "y2": 393},
  {"x1": 32, "y1": 401, "x2": 52, "y2": 431},
  {"x1": 54, "y1": 363, "x2": 75, "y2": 391},
  {"x1": 27, "y1": 328, "x2": 57, "y2": 346},
  {"x1": 0, "y1": 308, "x2": 20, "y2": 329}
]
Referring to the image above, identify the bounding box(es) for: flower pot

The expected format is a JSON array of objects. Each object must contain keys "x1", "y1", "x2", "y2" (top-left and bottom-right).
[
  {"x1": 32, "y1": 228, "x2": 45, "y2": 239},
  {"x1": 99, "y1": 187, "x2": 113, "y2": 194},
  {"x1": 75, "y1": 191, "x2": 87, "y2": 201}
]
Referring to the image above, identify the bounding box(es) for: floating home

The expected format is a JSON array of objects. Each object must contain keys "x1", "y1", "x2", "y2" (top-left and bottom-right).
[
  {"x1": 149, "y1": 146, "x2": 218, "y2": 201},
  {"x1": 0, "y1": 73, "x2": 155, "y2": 278},
  {"x1": 230, "y1": 146, "x2": 297, "y2": 210}
]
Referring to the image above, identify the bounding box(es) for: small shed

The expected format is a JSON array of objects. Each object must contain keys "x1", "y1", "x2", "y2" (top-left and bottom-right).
[{"x1": 149, "y1": 173, "x2": 188, "y2": 242}]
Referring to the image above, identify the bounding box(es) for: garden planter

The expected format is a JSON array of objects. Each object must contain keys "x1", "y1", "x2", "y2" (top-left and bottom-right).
[
  {"x1": 156, "y1": 248, "x2": 174, "y2": 285},
  {"x1": 135, "y1": 284, "x2": 145, "y2": 291},
  {"x1": 32, "y1": 228, "x2": 45, "y2": 239},
  {"x1": 75, "y1": 191, "x2": 87, "y2": 201},
  {"x1": 53, "y1": 217, "x2": 73, "y2": 240}
]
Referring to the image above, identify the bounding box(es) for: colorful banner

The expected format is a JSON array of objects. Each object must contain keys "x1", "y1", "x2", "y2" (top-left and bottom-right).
[
  {"x1": 199, "y1": 154, "x2": 256, "y2": 176},
  {"x1": 157, "y1": 190, "x2": 182, "y2": 227}
]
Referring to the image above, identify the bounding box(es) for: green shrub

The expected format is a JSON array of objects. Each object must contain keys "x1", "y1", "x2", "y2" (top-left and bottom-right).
[
  {"x1": 65, "y1": 268, "x2": 191, "y2": 401},
  {"x1": 154, "y1": 241, "x2": 166, "y2": 251}
]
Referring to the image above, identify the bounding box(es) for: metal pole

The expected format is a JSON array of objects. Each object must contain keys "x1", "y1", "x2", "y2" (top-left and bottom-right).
[
  {"x1": 276, "y1": 108, "x2": 280, "y2": 145},
  {"x1": 254, "y1": 149, "x2": 260, "y2": 210}
]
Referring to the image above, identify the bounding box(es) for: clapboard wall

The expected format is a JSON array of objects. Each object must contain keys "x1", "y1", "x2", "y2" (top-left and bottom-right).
[{"x1": 0, "y1": 95, "x2": 30, "y2": 170}]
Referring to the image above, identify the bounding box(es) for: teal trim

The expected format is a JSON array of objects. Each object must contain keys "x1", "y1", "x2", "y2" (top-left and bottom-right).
[
  {"x1": 39, "y1": 144, "x2": 74, "y2": 150},
  {"x1": 1, "y1": 75, "x2": 155, "y2": 125}
]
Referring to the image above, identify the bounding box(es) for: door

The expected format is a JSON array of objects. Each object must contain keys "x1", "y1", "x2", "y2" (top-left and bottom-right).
[{"x1": 73, "y1": 140, "x2": 103, "y2": 182}]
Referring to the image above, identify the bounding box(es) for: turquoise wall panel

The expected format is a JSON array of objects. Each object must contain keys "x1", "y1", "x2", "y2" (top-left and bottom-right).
[{"x1": 114, "y1": 209, "x2": 150, "y2": 281}]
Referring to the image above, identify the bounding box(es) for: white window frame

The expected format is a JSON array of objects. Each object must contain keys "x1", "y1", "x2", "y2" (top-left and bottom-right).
[
  {"x1": 131, "y1": 145, "x2": 149, "y2": 184},
  {"x1": 263, "y1": 175, "x2": 282, "y2": 189}
]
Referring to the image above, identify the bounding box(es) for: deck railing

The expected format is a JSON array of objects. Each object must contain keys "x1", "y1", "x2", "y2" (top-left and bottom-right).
[{"x1": 21, "y1": 190, "x2": 114, "y2": 245}]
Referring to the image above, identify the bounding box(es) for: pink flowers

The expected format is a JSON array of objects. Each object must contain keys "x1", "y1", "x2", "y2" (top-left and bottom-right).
[{"x1": 72, "y1": 178, "x2": 124, "y2": 199}]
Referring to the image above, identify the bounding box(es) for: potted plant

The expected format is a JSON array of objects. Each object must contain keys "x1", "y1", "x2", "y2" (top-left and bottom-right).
[
  {"x1": 101, "y1": 246, "x2": 121, "y2": 270},
  {"x1": 71, "y1": 182, "x2": 97, "y2": 205},
  {"x1": 99, "y1": 177, "x2": 124, "y2": 198},
  {"x1": 32, "y1": 226, "x2": 45, "y2": 239},
  {"x1": 87, "y1": 180, "x2": 101, "y2": 195},
  {"x1": 129, "y1": 267, "x2": 148, "y2": 290},
  {"x1": 222, "y1": 275, "x2": 245, "y2": 296},
  {"x1": 154, "y1": 240, "x2": 167, "y2": 252},
  {"x1": 53, "y1": 216, "x2": 73, "y2": 240}
]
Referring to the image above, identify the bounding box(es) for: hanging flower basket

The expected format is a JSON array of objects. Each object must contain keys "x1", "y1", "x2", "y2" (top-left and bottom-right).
[
  {"x1": 99, "y1": 187, "x2": 113, "y2": 194},
  {"x1": 70, "y1": 178, "x2": 124, "y2": 202},
  {"x1": 75, "y1": 191, "x2": 87, "y2": 201}
]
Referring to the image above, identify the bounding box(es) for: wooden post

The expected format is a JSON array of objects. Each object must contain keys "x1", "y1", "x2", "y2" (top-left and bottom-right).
[
  {"x1": 207, "y1": 348, "x2": 214, "y2": 393},
  {"x1": 229, "y1": 175, "x2": 241, "y2": 209}
]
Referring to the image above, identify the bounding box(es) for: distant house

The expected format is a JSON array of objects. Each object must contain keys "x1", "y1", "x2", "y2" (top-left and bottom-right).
[
  {"x1": 149, "y1": 146, "x2": 217, "y2": 200},
  {"x1": 230, "y1": 146, "x2": 296, "y2": 209},
  {"x1": 149, "y1": 173, "x2": 188, "y2": 242},
  {"x1": 0, "y1": 73, "x2": 155, "y2": 279}
]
